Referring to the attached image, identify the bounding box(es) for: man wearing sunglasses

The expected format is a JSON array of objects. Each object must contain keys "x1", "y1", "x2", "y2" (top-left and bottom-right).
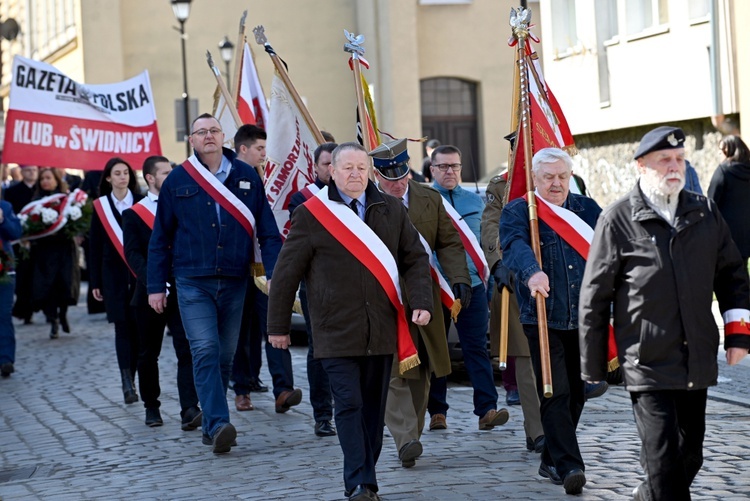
[{"x1": 148, "y1": 113, "x2": 282, "y2": 454}]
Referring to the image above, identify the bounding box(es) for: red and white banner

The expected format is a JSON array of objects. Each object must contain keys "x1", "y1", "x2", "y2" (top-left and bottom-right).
[
  {"x1": 305, "y1": 186, "x2": 418, "y2": 371},
  {"x1": 264, "y1": 75, "x2": 318, "y2": 239},
  {"x1": 215, "y1": 43, "x2": 269, "y2": 146},
  {"x1": 3, "y1": 56, "x2": 161, "y2": 170},
  {"x1": 439, "y1": 197, "x2": 490, "y2": 286}
]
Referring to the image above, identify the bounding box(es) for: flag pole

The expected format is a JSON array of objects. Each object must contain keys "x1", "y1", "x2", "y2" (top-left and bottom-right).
[
  {"x1": 343, "y1": 30, "x2": 376, "y2": 181},
  {"x1": 252, "y1": 26, "x2": 325, "y2": 145},
  {"x1": 230, "y1": 10, "x2": 247, "y2": 106},
  {"x1": 511, "y1": 7, "x2": 553, "y2": 398}
]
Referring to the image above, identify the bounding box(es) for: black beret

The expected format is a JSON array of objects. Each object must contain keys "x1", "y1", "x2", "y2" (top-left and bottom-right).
[{"x1": 634, "y1": 126, "x2": 686, "y2": 159}]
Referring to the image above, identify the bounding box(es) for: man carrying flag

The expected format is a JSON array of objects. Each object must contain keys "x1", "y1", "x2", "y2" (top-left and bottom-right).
[
  {"x1": 371, "y1": 138, "x2": 470, "y2": 469},
  {"x1": 267, "y1": 142, "x2": 432, "y2": 501},
  {"x1": 500, "y1": 148, "x2": 601, "y2": 495},
  {"x1": 148, "y1": 113, "x2": 281, "y2": 455}
]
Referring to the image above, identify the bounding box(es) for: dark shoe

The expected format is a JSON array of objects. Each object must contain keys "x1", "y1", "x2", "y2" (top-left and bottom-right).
[
  {"x1": 145, "y1": 408, "x2": 163, "y2": 427},
  {"x1": 348, "y1": 484, "x2": 379, "y2": 500},
  {"x1": 632, "y1": 482, "x2": 649, "y2": 501},
  {"x1": 275, "y1": 388, "x2": 303, "y2": 413},
  {"x1": 539, "y1": 462, "x2": 562, "y2": 485},
  {"x1": 211, "y1": 423, "x2": 237, "y2": 454},
  {"x1": 429, "y1": 413, "x2": 447, "y2": 430},
  {"x1": 181, "y1": 407, "x2": 202, "y2": 431},
  {"x1": 0, "y1": 362, "x2": 14, "y2": 377},
  {"x1": 202, "y1": 433, "x2": 237, "y2": 447},
  {"x1": 60, "y1": 315, "x2": 70, "y2": 333},
  {"x1": 49, "y1": 320, "x2": 59, "y2": 339},
  {"x1": 234, "y1": 394, "x2": 254, "y2": 411},
  {"x1": 248, "y1": 378, "x2": 269, "y2": 393},
  {"x1": 563, "y1": 469, "x2": 586, "y2": 495},
  {"x1": 398, "y1": 439, "x2": 423, "y2": 468},
  {"x1": 505, "y1": 388, "x2": 521, "y2": 406},
  {"x1": 584, "y1": 381, "x2": 609, "y2": 401},
  {"x1": 526, "y1": 435, "x2": 545, "y2": 453},
  {"x1": 120, "y1": 369, "x2": 139, "y2": 404},
  {"x1": 478, "y1": 408, "x2": 509, "y2": 430},
  {"x1": 314, "y1": 420, "x2": 336, "y2": 437}
]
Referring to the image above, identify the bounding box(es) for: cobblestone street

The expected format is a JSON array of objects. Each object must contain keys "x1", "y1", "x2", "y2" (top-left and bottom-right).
[{"x1": 1, "y1": 295, "x2": 750, "y2": 500}]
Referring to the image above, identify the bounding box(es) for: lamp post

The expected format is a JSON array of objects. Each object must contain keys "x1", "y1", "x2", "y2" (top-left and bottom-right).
[
  {"x1": 171, "y1": 0, "x2": 192, "y2": 157},
  {"x1": 218, "y1": 36, "x2": 234, "y2": 90}
]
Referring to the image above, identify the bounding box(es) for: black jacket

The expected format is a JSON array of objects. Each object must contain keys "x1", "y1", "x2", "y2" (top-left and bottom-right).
[
  {"x1": 122, "y1": 203, "x2": 154, "y2": 308},
  {"x1": 3, "y1": 182, "x2": 35, "y2": 213},
  {"x1": 89, "y1": 191, "x2": 143, "y2": 322},
  {"x1": 707, "y1": 160, "x2": 750, "y2": 259},
  {"x1": 580, "y1": 185, "x2": 750, "y2": 392}
]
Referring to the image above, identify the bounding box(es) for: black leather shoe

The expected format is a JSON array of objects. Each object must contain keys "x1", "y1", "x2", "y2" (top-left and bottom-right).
[
  {"x1": 248, "y1": 378, "x2": 269, "y2": 393},
  {"x1": 145, "y1": 408, "x2": 163, "y2": 427},
  {"x1": 181, "y1": 407, "x2": 202, "y2": 431},
  {"x1": 49, "y1": 320, "x2": 59, "y2": 339},
  {"x1": 584, "y1": 381, "x2": 608, "y2": 400},
  {"x1": 0, "y1": 362, "x2": 14, "y2": 377},
  {"x1": 314, "y1": 420, "x2": 336, "y2": 437},
  {"x1": 202, "y1": 433, "x2": 237, "y2": 447},
  {"x1": 632, "y1": 482, "x2": 649, "y2": 501},
  {"x1": 348, "y1": 484, "x2": 379, "y2": 500},
  {"x1": 60, "y1": 315, "x2": 70, "y2": 333},
  {"x1": 211, "y1": 423, "x2": 237, "y2": 454},
  {"x1": 505, "y1": 388, "x2": 521, "y2": 406},
  {"x1": 526, "y1": 435, "x2": 545, "y2": 453},
  {"x1": 398, "y1": 439, "x2": 423, "y2": 468},
  {"x1": 538, "y1": 462, "x2": 562, "y2": 485},
  {"x1": 563, "y1": 469, "x2": 586, "y2": 495}
]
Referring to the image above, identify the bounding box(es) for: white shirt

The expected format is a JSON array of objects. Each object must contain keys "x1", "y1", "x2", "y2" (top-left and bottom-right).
[
  {"x1": 111, "y1": 190, "x2": 134, "y2": 215},
  {"x1": 141, "y1": 190, "x2": 158, "y2": 212}
]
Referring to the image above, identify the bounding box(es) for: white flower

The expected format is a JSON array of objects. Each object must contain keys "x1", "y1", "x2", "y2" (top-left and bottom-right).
[
  {"x1": 18, "y1": 214, "x2": 28, "y2": 225},
  {"x1": 67, "y1": 206, "x2": 82, "y2": 221},
  {"x1": 41, "y1": 207, "x2": 59, "y2": 225},
  {"x1": 31, "y1": 205, "x2": 42, "y2": 215}
]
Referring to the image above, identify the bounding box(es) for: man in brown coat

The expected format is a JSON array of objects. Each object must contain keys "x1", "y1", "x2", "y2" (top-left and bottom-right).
[
  {"x1": 371, "y1": 139, "x2": 471, "y2": 469},
  {"x1": 267, "y1": 142, "x2": 433, "y2": 501},
  {"x1": 481, "y1": 173, "x2": 545, "y2": 454}
]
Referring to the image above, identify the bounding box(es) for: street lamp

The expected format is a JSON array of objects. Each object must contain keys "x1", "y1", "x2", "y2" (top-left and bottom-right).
[
  {"x1": 171, "y1": 0, "x2": 192, "y2": 157},
  {"x1": 218, "y1": 36, "x2": 234, "y2": 89}
]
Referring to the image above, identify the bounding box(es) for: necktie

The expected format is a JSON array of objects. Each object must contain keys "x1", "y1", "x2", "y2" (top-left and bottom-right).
[{"x1": 349, "y1": 199, "x2": 359, "y2": 218}]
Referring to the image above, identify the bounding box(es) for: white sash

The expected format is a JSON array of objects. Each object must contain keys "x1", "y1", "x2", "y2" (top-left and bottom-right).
[
  {"x1": 439, "y1": 197, "x2": 490, "y2": 285},
  {"x1": 417, "y1": 233, "x2": 455, "y2": 309}
]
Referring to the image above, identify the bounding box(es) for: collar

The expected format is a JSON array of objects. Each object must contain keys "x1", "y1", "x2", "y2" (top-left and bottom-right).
[
  {"x1": 147, "y1": 191, "x2": 159, "y2": 202},
  {"x1": 110, "y1": 190, "x2": 133, "y2": 206},
  {"x1": 432, "y1": 182, "x2": 463, "y2": 197},
  {"x1": 314, "y1": 177, "x2": 327, "y2": 189},
  {"x1": 328, "y1": 179, "x2": 385, "y2": 207}
]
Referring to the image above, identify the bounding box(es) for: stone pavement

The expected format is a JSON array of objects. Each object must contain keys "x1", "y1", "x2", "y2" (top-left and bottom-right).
[{"x1": 2, "y1": 296, "x2": 750, "y2": 500}]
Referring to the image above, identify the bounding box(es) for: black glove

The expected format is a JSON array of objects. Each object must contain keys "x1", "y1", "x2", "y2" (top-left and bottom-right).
[
  {"x1": 493, "y1": 260, "x2": 515, "y2": 294},
  {"x1": 452, "y1": 283, "x2": 472, "y2": 308}
]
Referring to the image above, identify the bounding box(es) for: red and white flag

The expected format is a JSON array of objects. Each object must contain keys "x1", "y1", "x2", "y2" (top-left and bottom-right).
[
  {"x1": 215, "y1": 43, "x2": 268, "y2": 147},
  {"x1": 264, "y1": 75, "x2": 318, "y2": 239},
  {"x1": 3, "y1": 56, "x2": 161, "y2": 170}
]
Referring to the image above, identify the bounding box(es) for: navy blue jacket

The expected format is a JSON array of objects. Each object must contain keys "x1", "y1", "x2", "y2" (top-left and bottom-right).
[
  {"x1": 147, "y1": 148, "x2": 281, "y2": 293},
  {"x1": 500, "y1": 193, "x2": 601, "y2": 330},
  {"x1": 287, "y1": 177, "x2": 326, "y2": 217}
]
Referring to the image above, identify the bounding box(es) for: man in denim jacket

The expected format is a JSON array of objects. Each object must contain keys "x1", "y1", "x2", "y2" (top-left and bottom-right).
[
  {"x1": 500, "y1": 148, "x2": 601, "y2": 495},
  {"x1": 148, "y1": 113, "x2": 281, "y2": 454}
]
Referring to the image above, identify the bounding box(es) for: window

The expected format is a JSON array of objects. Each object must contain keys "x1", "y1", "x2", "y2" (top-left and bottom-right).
[
  {"x1": 29, "y1": 0, "x2": 77, "y2": 60},
  {"x1": 420, "y1": 78, "x2": 476, "y2": 118},
  {"x1": 598, "y1": 0, "x2": 619, "y2": 42},
  {"x1": 688, "y1": 0, "x2": 710, "y2": 19},
  {"x1": 550, "y1": 0, "x2": 578, "y2": 56},
  {"x1": 625, "y1": 0, "x2": 668, "y2": 35}
]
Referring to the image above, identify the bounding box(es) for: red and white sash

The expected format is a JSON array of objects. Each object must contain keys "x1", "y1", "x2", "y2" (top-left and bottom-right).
[
  {"x1": 130, "y1": 198, "x2": 156, "y2": 230},
  {"x1": 417, "y1": 233, "x2": 455, "y2": 310},
  {"x1": 304, "y1": 187, "x2": 419, "y2": 372},
  {"x1": 182, "y1": 155, "x2": 262, "y2": 261},
  {"x1": 93, "y1": 196, "x2": 135, "y2": 276},
  {"x1": 298, "y1": 183, "x2": 321, "y2": 201},
  {"x1": 439, "y1": 197, "x2": 490, "y2": 286}
]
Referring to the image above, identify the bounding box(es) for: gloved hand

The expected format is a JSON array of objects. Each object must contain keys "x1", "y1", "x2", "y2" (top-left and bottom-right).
[
  {"x1": 452, "y1": 283, "x2": 472, "y2": 308},
  {"x1": 493, "y1": 260, "x2": 515, "y2": 294}
]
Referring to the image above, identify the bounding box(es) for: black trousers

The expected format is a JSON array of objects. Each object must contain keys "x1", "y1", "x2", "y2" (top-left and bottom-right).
[
  {"x1": 321, "y1": 354, "x2": 392, "y2": 494},
  {"x1": 524, "y1": 325, "x2": 585, "y2": 475},
  {"x1": 299, "y1": 283, "x2": 333, "y2": 422},
  {"x1": 631, "y1": 389, "x2": 707, "y2": 501},
  {"x1": 114, "y1": 308, "x2": 139, "y2": 376},
  {"x1": 135, "y1": 287, "x2": 199, "y2": 414}
]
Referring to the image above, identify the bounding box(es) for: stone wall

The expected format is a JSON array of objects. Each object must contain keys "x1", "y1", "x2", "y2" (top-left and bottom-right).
[{"x1": 571, "y1": 117, "x2": 734, "y2": 207}]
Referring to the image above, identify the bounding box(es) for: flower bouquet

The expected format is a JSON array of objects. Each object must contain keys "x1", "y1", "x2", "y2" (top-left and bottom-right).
[{"x1": 18, "y1": 188, "x2": 92, "y2": 241}]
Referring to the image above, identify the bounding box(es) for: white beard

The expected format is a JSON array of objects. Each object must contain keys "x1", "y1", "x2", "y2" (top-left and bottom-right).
[{"x1": 639, "y1": 170, "x2": 685, "y2": 225}]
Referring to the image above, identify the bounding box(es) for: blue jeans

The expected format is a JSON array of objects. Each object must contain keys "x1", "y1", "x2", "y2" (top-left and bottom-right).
[
  {"x1": 428, "y1": 284, "x2": 497, "y2": 417},
  {"x1": 0, "y1": 276, "x2": 16, "y2": 365},
  {"x1": 176, "y1": 276, "x2": 247, "y2": 437}
]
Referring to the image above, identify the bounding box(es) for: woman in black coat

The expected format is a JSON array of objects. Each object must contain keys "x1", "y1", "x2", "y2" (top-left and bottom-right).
[
  {"x1": 30, "y1": 168, "x2": 81, "y2": 339},
  {"x1": 708, "y1": 135, "x2": 750, "y2": 264},
  {"x1": 89, "y1": 158, "x2": 143, "y2": 404}
]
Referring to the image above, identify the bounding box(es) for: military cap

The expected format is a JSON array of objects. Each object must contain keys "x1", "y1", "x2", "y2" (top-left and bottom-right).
[
  {"x1": 634, "y1": 126, "x2": 686, "y2": 160},
  {"x1": 369, "y1": 138, "x2": 410, "y2": 180}
]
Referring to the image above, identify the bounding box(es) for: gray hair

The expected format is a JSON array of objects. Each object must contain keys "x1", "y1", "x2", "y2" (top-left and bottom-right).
[
  {"x1": 331, "y1": 142, "x2": 367, "y2": 166},
  {"x1": 532, "y1": 147, "x2": 573, "y2": 173}
]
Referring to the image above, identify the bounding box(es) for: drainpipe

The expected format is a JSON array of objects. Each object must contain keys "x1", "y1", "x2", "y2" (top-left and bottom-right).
[{"x1": 709, "y1": 0, "x2": 725, "y2": 131}]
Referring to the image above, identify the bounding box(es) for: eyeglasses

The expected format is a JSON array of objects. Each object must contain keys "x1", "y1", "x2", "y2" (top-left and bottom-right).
[
  {"x1": 433, "y1": 163, "x2": 462, "y2": 172},
  {"x1": 191, "y1": 128, "x2": 223, "y2": 137}
]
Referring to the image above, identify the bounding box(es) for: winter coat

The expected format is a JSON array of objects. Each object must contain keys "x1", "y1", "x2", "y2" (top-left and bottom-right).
[
  {"x1": 707, "y1": 160, "x2": 750, "y2": 259},
  {"x1": 579, "y1": 185, "x2": 750, "y2": 391}
]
